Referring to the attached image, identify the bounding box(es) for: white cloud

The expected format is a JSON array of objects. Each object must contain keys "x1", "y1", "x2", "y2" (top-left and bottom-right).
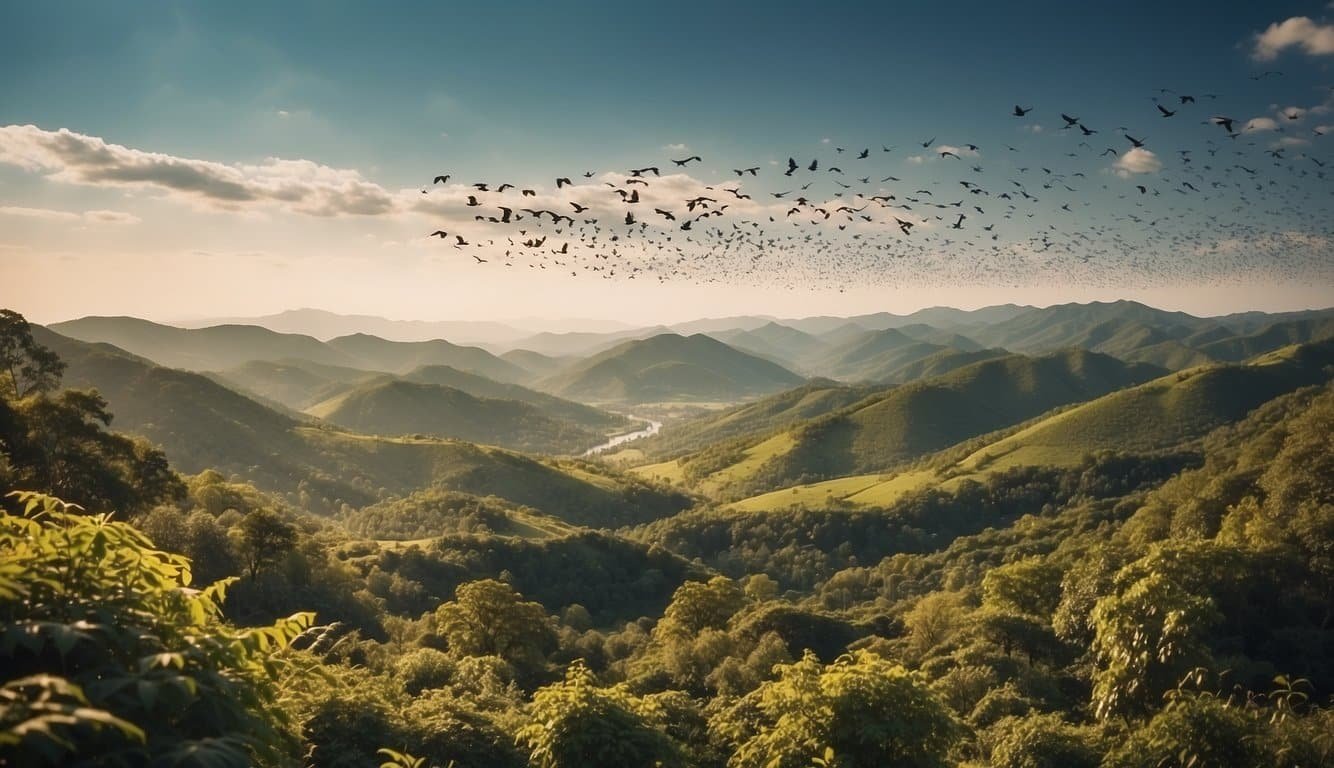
[
  {"x1": 1253, "y1": 17, "x2": 1334, "y2": 60},
  {"x1": 662, "y1": 143, "x2": 689, "y2": 152},
  {"x1": 1244, "y1": 117, "x2": 1280, "y2": 132},
  {"x1": 1112, "y1": 147, "x2": 1161, "y2": 177},
  {"x1": 1024, "y1": 124, "x2": 1043, "y2": 134},
  {"x1": 1272, "y1": 136, "x2": 1310, "y2": 148},
  {"x1": 0, "y1": 205, "x2": 139, "y2": 224},
  {"x1": 277, "y1": 110, "x2": 290, "y2": 118},
  {"x1": 0, "y1": 124, "x2": 397, "y2": 216}
]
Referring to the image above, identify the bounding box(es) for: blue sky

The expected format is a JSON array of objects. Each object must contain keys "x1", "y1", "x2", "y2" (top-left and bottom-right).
[{"x1": 2, "y1": 1, "x2": 1332, "y2": 323}]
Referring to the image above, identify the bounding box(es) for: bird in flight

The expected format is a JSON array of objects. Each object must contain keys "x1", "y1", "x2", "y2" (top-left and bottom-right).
[
  {"x1": 1156, "y1": 104, "x2": 1177, "y2": 118},
  {"x1": 433, "y1": 175, "x2": 450, "y2": 184},
  {"x1": 672, "y1": 155, "x2": 702, "y2": 166},
  {"x1": 1013, "y1": 105, "x2": 1032, "y2": 117}
]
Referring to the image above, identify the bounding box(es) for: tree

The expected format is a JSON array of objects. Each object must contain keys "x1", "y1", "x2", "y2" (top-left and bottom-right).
[
  {"x1": 981, "y1": 557, "x2": 1063, "y2": 617},
  {"x1": 0, "y1": 490, "x2": 311, "y2": 766},
  {"x1": 235, "y1": 508, "x2": 298, "y2": 580},
  {"x1": 435, "y1": 579, "x2": 555, "y2": 675},
  {"x1": 1090, "y1": 571, "x2": 1220, "y2": 718},
  {"x1": 2, "y1": 389, "x2": 184, "y2": 515},
  {"x1": 517, "y1": 661, "x2": 681, "y2": 768},
  {"x1": 721, "y1": 650, "x2": 960, "y2": 768},
  {"x1": 987, "y1": 713, "x2": 1101, "y2": 768},
  {"x1": 0, "y1": 310, "x2": 64, "y2": 399},
  {"x1": 660, "y1": 575, "x2": 745, "y2": 636}
]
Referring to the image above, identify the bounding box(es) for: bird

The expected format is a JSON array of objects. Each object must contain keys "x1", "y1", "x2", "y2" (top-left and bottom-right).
[
  {"x1": 672, "y1": 155, "x2": 702, "y2": 166},
  {"x1": 433, "y1": 175, "x2": 450, "y2": 184},
  {"x1": 556, "y1": 177, "x2": 572, "y2": 188},
  {"x1": 570, "y1": 202, "x2": 589, "y2": 213},
  {"x1": 1061, "y1": 113, "x2": 1081, "y2": 127},
  {"x1": 429, "y1": 230, "x2": 448, "y2": 238},
  {"x1": 1124, "y1": 134, "x2": 1146, "y2": 148},
  {"x1": 951, "y1": 214, "x2": 966, "y2": 229},
  {"x1": 734, "y1": 167, "x2": 760, "y2": 176},
  {"x1": 472, "y1": 254, "x2": 487, "y2": 263},
  {"x1": 1013, "y1": 105, "x2": 1032, "y2": 117},
  {"x1": 921, "y1": 137, "x2": 936, "y2": 148},
  {"x1": 1156, "y1": 104, "x2": 1176, "y2": 118},
  {"x1": 466, "y1": 196, "x2": 481, "y2": 206}
]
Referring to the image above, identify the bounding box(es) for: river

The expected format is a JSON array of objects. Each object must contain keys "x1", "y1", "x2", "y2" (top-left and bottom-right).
[{"x1": 582, "y1": 417, "x2": 663, "y2": 456}]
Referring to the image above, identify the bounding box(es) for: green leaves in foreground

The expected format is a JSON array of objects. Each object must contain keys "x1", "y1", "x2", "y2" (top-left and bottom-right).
[{"x1": 0, "y1": 490, "x2": 313, "y2": 766}]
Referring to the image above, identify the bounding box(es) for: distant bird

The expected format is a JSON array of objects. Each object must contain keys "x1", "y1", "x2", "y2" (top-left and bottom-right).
[
  {"x1": 672, "y1": 155, "x2": 702, "y2": 166},
  {"x1": 433, "y1": 175, "x2": 450, "y2": 184},
  {"x1": 429, "y1": 230, "x2": 448, "y2": 238},
  {"x1": 1156, "y1": 104, "x2": 1176, "y2": 118},
  {"x1": 1124, "y1": 134, "x2": 1146, "y2": 148},
  {"x1": 466, "y1": 196, "x2": 481, "y2": 206},
  {"x1": 734, "y1": 167, "x2": 760, "y2": 176},
  {"x1": 1061, "y1": 113, "x2": 1080, "y2": 127},
  {"x1": 570, "y1": 202, "x2": 589, "y2": 213},
  {"x1": 556, "y1": 177, "x2": 572, "y2": 188},
  {"x1": 951, "y1": 213, "x2": 966, "y2": 229},
  {"x1": 921, "y1": 137, "x2": 936, "y2": 148},
  {"x1": 472, "y1": 254, "x2": 487, "y2": 263},
  {"x1": 1013, "y1": 105, "x2": 1032, "y2": 117}
]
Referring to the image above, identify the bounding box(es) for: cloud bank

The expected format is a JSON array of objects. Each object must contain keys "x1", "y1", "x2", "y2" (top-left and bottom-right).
[{"x1": 1253, "y1": 17, "x2": 1334, "y2": 60}]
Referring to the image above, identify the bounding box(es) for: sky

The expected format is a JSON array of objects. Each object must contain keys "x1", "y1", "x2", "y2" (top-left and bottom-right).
[{"x1": 2, "y1": 0, "x2": 1332, "y2": 325}]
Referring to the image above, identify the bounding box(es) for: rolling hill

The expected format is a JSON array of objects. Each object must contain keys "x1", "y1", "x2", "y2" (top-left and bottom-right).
[
  {"x1": 305, "y1": 378, "x2": 605, "y2": 454},
  {"x1": 32, "y1": 327, "x2": 694, "y2": 526},
  {"x1": 51, "y1": 316, "x2": 358, "y2": 371},
  {"x1": 728, "y1": 338, "x2": 1334, "y2": 511},
  {"x1": 708, "y1": 322, "x2": 829, "y2": 371},
  {"x1": 324, "y1": 333, "x2": 525, "y2": 380},
  {"x1": 634, "y1": 348, "x2": 1164, "y2": 500},
  {"x1": 539, "y1": 333, "x2": 806, "y2": 403},
  {"x1": 213, "y1": 358, "x2": 387, "y2": 410},
  {"x1": 400, "y1": 365, "x2": 627, "y2": 431}
]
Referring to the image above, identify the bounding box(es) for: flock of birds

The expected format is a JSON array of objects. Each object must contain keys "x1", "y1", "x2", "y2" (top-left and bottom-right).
[{"x1": 420, "y1": 75, "x2": 1333, "y2": 291}]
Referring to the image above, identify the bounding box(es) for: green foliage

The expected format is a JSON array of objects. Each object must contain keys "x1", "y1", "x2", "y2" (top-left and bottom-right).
[
  {"x1": 0, "y1": 388, "x2": 184, "y2": 516},
  {"x1": 518, "y1": 661, "x2": 682, "y2": 768},
  {"x1": 0, "y1": 490, "x2": 312, "y2": 766},
  {"x1": 985, "y1": 713, "x2": 1101, "y2": 768},
  {"x1": 0, "y1": 310, "x2": 65, "y2": 399},
  {"x1": 718, "y1": 649, "x2": 960, "y2": 768},
  {"x1": 435, "y1": 579, "x2": 556, "y2": 679}
]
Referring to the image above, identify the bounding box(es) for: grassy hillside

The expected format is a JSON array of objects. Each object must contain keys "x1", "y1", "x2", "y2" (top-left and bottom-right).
[
  {"x1": 33, "y1": 327, "x2": 694, "y2": 526},
  {"x1": 729, "y1": 338, "x2": 1334, "y2": 511},
  {"x1": 540, "y1": 332, "x2": 805, "y2": 403},
  {"x1": 643, "y1": 349, "x2": 1164, "y2": 501},
  {"x1": 306, "y1": 378, "x2": 605, "y2": 454},
  {"x1": 1196, "y1": 316, "x2": 1334, "y2": 362},
  {"x1": 634, "y1": 379, "x2": 884, "y2": 458},
  {"x1": 401, "y1": 365, "x2": 627, "y2": 432}
]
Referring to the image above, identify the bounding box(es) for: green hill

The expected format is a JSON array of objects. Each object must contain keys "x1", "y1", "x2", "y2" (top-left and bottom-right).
[
  {"x1": 636, "y1": 379, "x2": 885, "y2": 459},
  {"x1": 813, "y1": 328, "x2": 956, "y2": 382},
  {"x1": 325, "y1": 333, "x2": 525, "y2": 381},
  {"x1": 710, "y1": 322, "x2": 829, "y2": 370},
  {"x1": 50, "y1": 316, "x2": 358, "y2": 371},
  {"x1": 32, "y1": 327, "x2": 694, "y2": 526},
  {"x1": 401, "y1": 365, "x2": 626, "y2": 432},
  {"x1": 730, "y1": 338, "x2": 1334, "y2": 511},
  {"x1": 1196, "y1": 316, "x2": 1334, "y2": 362},
  {"x1": 306, "y1": 378, "x2": 604, "y2": 455},
  {"x1": 540, "y1": 333, "x2": 805, "y2": 403},
  {"x1": 642, "y1": 349, "x2": 1164, "y2": 500},
  {"x1": 214, "y1": 358, "x2": 386, "y2": 410},
  {"x1": 500, "y1": 348, "x2": 578, "y2": 380}
]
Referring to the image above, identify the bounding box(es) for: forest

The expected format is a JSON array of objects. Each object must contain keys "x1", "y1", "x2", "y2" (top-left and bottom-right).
[{"x1": 2, "y1": 302, "x2": 1333, "y2": 768}]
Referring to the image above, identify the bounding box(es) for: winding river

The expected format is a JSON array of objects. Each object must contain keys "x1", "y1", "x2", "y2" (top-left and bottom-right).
[{"x1": 582, "y1": 417, "x2": 663, "y2": 456}]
